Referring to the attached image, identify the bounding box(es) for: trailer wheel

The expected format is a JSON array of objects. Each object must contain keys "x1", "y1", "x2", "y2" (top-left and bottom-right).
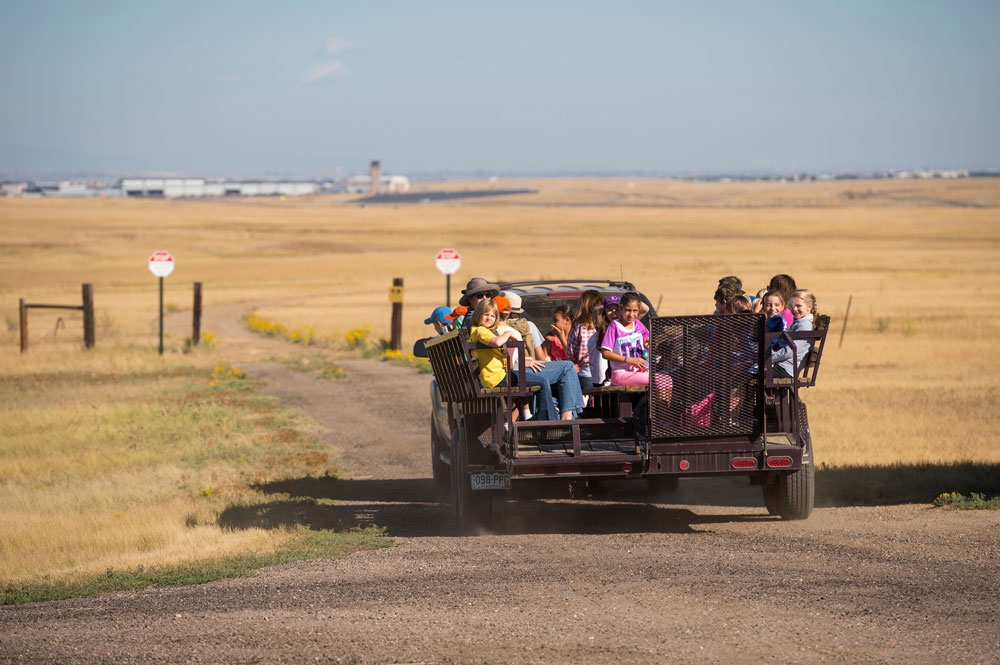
[
  {"x1": 430, "y1": 416, "x2": 451, "y2": 501},
  {"x1": 451, "y1": 425, "x2": 492, "y2": 529},
  {"x1": 774, "y1": 463, "x2": 814, "y2": 520}
]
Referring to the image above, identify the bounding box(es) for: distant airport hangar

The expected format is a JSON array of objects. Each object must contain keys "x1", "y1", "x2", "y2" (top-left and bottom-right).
[{"x1": 120, "y1": 178, "x2": 321, "y2": 198}]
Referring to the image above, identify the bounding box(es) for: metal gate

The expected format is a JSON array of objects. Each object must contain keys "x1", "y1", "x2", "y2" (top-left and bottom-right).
[{"x1": 648, "y1": 313, "x2": 765, "y2": 440}]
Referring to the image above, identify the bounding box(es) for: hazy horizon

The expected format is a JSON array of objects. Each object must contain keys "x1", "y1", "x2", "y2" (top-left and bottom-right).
[{"x1": 3, "y1": 2, "x2": 998, "y2": 177}]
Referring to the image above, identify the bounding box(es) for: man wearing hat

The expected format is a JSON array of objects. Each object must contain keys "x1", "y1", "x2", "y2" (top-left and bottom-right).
[{"x1": 458, "y1": 277, "x2": 500, "y2": 329}]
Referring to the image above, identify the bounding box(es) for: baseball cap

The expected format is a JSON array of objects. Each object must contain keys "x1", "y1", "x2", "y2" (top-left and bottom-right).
[
  {"x1": 493, "y1": 295, "x2": 511, "y2": 315},
  {"x1": 444, "y1": 305, "x2": 468, "y2": 321},
  {"x1": 424, "y1": 306, "x2": 453, "y2": 326},
  {"x1": 502, "y1": 291, "x2": 524, "y2": 314},
  {"x1": 603, "y1": 294, "x2": 621, "y2": 306}
]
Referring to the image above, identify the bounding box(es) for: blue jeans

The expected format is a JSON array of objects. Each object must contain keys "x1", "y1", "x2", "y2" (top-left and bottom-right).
[{"x1": 525, "y1": 360, "x2": 585, "y2": 419}]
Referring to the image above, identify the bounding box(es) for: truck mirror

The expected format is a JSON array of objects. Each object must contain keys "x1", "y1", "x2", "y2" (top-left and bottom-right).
[{"x1": 412, "y1": 337, "x2": 429, "y2": 358}]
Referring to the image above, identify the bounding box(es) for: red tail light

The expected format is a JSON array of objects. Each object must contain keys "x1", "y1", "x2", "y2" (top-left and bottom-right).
[
  {"x1": 766, "y1": 456, "x2": 793, "y2": 468},
  {"x1": 731, "y1": 458, "x2": 757, "y2": 469}
]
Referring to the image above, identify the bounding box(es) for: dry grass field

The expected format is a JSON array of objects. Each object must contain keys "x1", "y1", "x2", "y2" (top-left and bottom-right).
[{"x1": 2, "y1": 177, "x2": 999, "y2": 589}]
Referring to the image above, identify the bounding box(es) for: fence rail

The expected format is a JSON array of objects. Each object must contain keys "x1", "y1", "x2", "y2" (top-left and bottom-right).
[{"x1": 19, "y1": 283, "x2": 94, "y2": 353}]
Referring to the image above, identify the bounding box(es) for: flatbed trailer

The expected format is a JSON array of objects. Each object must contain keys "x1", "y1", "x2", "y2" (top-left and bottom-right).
[{"x1": 423, "y1": 288, "x2": 829, "y2": 528}]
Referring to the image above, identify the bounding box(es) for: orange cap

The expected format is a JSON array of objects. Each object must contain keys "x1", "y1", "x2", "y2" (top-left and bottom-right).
[{"x1": 493, "y1": 296, "x2": 511, "y2": 314}]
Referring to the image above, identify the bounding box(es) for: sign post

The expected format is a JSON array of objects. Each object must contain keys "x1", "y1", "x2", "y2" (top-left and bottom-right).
[
  {"x1": 435, "y1": 248, "x2": 461, "y2": 307},
  {"x1": 148, "y1": 250, "x2": 175, "y2": 355}
]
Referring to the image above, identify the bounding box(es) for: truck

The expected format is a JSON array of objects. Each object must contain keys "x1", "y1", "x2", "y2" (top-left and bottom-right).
[{"x1": 422, "y1": 280, "x2": 829, "y2": 528}]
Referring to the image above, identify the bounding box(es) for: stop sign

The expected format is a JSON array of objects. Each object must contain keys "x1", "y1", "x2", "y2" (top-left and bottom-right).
[
  {"x1": 148, "y1": 250, "x2": 175, "y2": 278},
  {"x1": 435, "y1": 248, "x2": 461, "y2": 275}
]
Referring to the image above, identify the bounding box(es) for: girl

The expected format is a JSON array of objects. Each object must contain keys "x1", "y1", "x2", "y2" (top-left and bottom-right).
[
  {"x1": 770, "y1": 289, "x2": 818, "y2": 379},
  {"x1": 600, "y1": 292, "x2": 651, "y2": 387},
  {"x1": 467, "y1": 298, "x2": 518, "y2": 390},
  {"x1": 543, "y1": 304, "x2": 574, "y2": 363},
  {"x1": 588, "y1": 304, "x2": 611, "y2": 387},
  {"x1": 566, "y1": 290, "x2": 604, "y2": 390},
  {"x1": 761, "y1": 289, "x2": 793, "y2": 332}
]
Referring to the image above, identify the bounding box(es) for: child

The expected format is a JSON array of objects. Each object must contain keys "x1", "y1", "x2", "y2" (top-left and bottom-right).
[
  {"x1": 761, "y1": 289, "x2": 793, "y2": 332},
  {"x1": 768, "y1": 274, "x2": 797, "y2": 302},
  {"x1": 467, "y1": 298, "x2": 518, "y2": 389},
  {"x1": 543, "y1": 304, "x2": 574, "y2": 364},
  {"x1": 600, "y1": 292, "x2": 650, "y2": 386},
  {"x1": 588, "y1": 304, "x2": 611, "y2": 387},
  {"x1": 603, "y1": 294, "x2": 621, "y2": 324},
  {"x1": 424, "y1": 306, "x2": 454, "y2": 335},
  {"x1": 770, "y1": 289, "x2": 818, "y2": 379},
  {"x1": 566, "y1": 290, "x2": 604, "y2": 390},
  {"x1": 444, "y1": 305, "x2": 469, "y2": 328},
  {"x1": 714, "y1": 283, "x2": 740, "y2": 315},
  {"x1": 726, "y1": 294, "x2": 753, "y2": 314}
]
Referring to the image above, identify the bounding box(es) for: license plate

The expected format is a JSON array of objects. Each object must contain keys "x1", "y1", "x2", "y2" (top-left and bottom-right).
[{"x1": 470, "y1": 470, "x2": 510, "y2": 491}]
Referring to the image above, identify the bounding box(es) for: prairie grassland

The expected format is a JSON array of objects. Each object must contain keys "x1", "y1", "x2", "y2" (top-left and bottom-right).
[
  {"x1": 0, "y1": 342, "x2": 355, "y2": 588},
  {"x1": 1, "y1": 178, "x2": 998, "y2": 588},
  {"x1": 2, "y1": 180, "x2": 999, "y2": 468}
]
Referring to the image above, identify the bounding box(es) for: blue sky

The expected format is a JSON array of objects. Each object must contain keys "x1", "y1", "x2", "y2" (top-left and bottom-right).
[{"x1": 1, "y1": 1, "x2": 997, "y2": 177}]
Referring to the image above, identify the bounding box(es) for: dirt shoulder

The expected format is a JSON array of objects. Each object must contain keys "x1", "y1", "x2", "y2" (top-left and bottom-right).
[{"x1": 2, "y1": 304, "x2": 998, "y2": 664}]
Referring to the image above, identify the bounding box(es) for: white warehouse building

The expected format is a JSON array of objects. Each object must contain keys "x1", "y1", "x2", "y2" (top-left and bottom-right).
[{"x1": 121, "y1": 178, "x2": 321, "y2": 198}]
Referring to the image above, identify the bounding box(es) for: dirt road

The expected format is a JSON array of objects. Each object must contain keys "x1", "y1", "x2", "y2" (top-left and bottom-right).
[{"x1": 2, "y1": 304, "x2": 999, "y2": 664}]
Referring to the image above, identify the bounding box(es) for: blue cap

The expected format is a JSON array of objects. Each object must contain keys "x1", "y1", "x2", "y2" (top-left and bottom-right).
[{"x1": 424, "y1": 306, "x2": 453, "y2": 326}]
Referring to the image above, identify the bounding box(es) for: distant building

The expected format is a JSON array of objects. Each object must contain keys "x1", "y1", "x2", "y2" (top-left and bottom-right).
[
  {"x1": 120, "y1": 178, "x2": 320, "y2": 198},
  {"x1": 1, "y1": 182, "x2": 28, "y2": 197},
  {"x1": 345, "y1": 174, "x2": 411, "y2": 194}
]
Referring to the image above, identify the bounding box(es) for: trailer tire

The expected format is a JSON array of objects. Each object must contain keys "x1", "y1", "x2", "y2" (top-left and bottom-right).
[
  {"x1": 775, "y1": 463, "x2": 814, "y2": 520},
  {"x1": 430, "y1": 416, "x2": 450, "y2": 501},
  {"x1": 451, "y1": 424, "x2": 492, "y2": 529}
]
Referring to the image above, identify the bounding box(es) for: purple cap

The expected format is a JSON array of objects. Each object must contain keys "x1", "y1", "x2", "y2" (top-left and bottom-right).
[{"x1": 603, "y1": 295, "x2": 621, "y2": 306}]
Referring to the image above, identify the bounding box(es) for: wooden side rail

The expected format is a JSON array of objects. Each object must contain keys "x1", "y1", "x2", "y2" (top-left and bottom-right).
[{"x1": 765, "y1": 314, "x2": 830, "y2": 389}]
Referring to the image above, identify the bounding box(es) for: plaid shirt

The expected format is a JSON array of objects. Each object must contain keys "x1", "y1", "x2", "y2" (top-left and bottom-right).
[{"x1": 566, "y1": 323, "x2": 595, "y2": 366}]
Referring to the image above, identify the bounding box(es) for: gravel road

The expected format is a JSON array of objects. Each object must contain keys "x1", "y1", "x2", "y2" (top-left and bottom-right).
[{"x1": 2, "y1": 305, "x2": 998, "y2": 664}]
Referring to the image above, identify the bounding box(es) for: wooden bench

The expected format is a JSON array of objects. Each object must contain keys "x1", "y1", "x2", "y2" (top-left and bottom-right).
[{"x1": 582, "y1": 384, "x2": 648, "y2": 418}]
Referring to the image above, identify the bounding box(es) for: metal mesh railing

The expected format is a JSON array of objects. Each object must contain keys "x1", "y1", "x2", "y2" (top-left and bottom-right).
[{"x1": 648, "y1": 314, "x2": 764, "y2": 440}]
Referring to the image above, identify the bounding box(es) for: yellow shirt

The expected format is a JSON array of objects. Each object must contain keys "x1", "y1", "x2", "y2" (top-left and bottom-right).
[{"x1": 469, "y1": 326, "x2": 508, "y2": 388}]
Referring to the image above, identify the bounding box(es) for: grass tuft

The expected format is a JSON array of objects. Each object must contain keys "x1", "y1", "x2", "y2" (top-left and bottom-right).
[
  {"x1": 0, "y1": 526, "x2": 390, "y2": 605},
  {"x1": 932, "y1": 491, "x2": 1000, "y2": 510}
]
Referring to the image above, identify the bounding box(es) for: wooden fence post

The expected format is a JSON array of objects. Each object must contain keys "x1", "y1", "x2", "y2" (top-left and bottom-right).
[
  {"x1": 82, "y1": 283, "x2": 95, "y2": 349},
  {"x1": 390, "y1": 277, "x2": 403, "y2": 351},
  {"x1": 19, "y1": 298, "x2": 28, "y2": 353},
  {"x1": 192, "y1": 282, "x2": 202, "y2": 346}
]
